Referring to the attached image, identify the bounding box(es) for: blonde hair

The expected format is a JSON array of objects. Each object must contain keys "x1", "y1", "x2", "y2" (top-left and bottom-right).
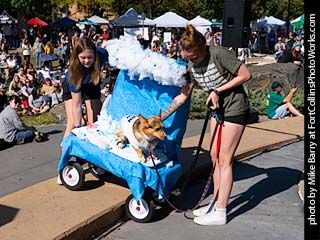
[
  {"x1": 68, "y1": 38, "x2": 100, "y2": 89},
  {"x1": 11, "y1": 75, "x2": 22, "y2": 89},
  {"x1": 179, "y1": 24, "x2": 206, "y2": 52}
]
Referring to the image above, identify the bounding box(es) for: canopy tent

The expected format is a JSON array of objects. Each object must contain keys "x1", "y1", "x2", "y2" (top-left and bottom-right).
[
  {"x1": 255, "y1": 15, "x2": 292, "y2": 34},
  {"x1": 188, "y1": 16, "x2": 212, "y2": 26},
  {"x1": 0, "y1": 10, "x2": 17, "y2": 24},
  {"x1": 152, "y1": 12, "x2": 188, "y2": 28},
  {"x1": 87, "y1": 15, "x2": 109, "y2": 25},
  {"x1": 257, "y1": 16, "x2": 286, "y2": 25},
  {"x1": 27, "y1": 17, "x2": 48, "y2": 27},
  {"x1": 291, "y1": 14, "x2": 304, "y2": 30},
  {"x1": 211, "y1": 19, "x2": 223, "y2": 29},
  {"x1": 110, "y1": 8, "x2": 154, "y2": 27},
  {"x1": 50, "y1": 17, "x2": 77, "y2": 27},
  {"x1": 188, "y1": 16, "x2": 212, "y2": 35}
]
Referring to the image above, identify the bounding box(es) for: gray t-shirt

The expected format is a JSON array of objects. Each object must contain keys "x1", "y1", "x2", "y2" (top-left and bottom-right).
[
  {"x1": 0, "y1": 105, "x2": 25, "y2": 142},
  {"x1": 188, "y1": 46, "x2": 249, "y2": 117}
]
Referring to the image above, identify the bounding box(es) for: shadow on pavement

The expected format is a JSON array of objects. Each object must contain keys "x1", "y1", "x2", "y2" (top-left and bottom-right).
[
  {"x1": 0, "y1": 204, "x2": 20, "y2": 227},
  {"x1": 145, "y1": 156, "x2": 302, "y2": 223},
  {"x1": 43, "y1": 129, "x2": 63, "y2": 135},
  {"x1": 79, "y1": 180, "x2": 106, "y2": 191},
  {"x1": 228, "y1": 161, "x2": 303, "y2": 222}
]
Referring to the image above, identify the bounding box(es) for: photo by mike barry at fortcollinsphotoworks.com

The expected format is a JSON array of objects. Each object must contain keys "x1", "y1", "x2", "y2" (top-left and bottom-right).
[{"x1": 303, "y1": 8, "x2": 319, "y2": 240}]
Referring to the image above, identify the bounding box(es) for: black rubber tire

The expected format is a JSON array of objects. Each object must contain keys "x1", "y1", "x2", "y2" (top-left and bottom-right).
[
  {"x1": 59, "y1": 162, "x2": 85, "y2": 191},
  {"x1": 125, "y1": 193, "x2": 155, "y2": 223}
]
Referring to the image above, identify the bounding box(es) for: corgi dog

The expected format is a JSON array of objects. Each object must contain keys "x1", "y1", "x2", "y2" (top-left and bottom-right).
[{"x1": 116, "y1": 112, "x2": 166, "y2": 163}]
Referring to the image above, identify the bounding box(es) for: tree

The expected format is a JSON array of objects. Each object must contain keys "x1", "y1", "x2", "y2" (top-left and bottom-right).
[
  {"x1": 0, "y1": 0, "x2": 12, "y2": 13},
  {"x1": 8, "y1": 0, "x2": 304, "y2": 26},
  {"x1": 251, "y1": 0, "x2": 304, "y2": 22},
  {"x1": 10, "y1": 0, "x2": 61, "y2": 22}
]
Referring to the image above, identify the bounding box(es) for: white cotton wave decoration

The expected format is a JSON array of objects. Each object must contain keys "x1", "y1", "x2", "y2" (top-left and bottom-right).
[{"x1": 105, "y1": 35, "x2": 187, "y2": 87}]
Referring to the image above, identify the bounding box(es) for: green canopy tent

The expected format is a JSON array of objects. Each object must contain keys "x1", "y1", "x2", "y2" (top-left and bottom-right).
[{"x1": 291, "y1": 14, "x2": 304, "y2": 30}]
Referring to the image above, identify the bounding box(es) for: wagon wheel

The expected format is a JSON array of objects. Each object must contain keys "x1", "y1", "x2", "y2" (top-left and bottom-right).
[
  {"x1": 59, "y1": 162, "x2": 85, "y2": 191},
  {"x1": 125, "y1": 193, "x2": 155, "y2": 223}
]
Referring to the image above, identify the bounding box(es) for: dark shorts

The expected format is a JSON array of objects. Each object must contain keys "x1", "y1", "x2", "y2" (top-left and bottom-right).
[
  {"x1": 81, "y1": 82, "x2": 101, "y2": 100},
  {"x1": 224, "y1": 111, "x2": 250, "y2": 126},
  {"x1": 63, "y1": 81, "x2": 101, "y2": 101}
]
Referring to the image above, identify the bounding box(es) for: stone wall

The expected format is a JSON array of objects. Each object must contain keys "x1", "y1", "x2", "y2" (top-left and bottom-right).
[{"x1": 246, "y1": 63, "x2": 304, "y2": 95}]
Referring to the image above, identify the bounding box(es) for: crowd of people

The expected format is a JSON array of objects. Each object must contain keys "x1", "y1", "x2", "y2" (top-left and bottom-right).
[
  {"x1": 0, "y1": 23, "x2": 120, "y2": 149},
  {"x1": 1, "y1": 22, "x2": 305, "y2": 143},
  {"x1": 236, "y1": 27, "x2": 304, "y2": 65}
]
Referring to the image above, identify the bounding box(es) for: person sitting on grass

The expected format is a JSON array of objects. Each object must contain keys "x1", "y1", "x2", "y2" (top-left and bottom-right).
[
  {"x1": 265, "y1": 81, "x2": 303, "y2": 120},
  {"x1": 28, "y1": 88, "x2": 50, "y2": 115},
  {"x1": 0, "y1": 95, "x2": 35, "y2": 148}
]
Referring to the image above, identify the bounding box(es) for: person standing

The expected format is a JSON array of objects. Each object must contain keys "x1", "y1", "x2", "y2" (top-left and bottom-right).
[
  {"x1": 161, "y1": 25, "x2": 251, "y2": 225},
  {"x1": 21, "y1": 39, "x2": 32, "y2": 64},
  {"x1": 32, "y1": 37, "x2": 43, "y2": 69}
]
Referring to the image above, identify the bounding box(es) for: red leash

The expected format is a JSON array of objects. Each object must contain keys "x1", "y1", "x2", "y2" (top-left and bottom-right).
[{"x1": 149, "y1": 110, "x2": 224, "y2": 214}]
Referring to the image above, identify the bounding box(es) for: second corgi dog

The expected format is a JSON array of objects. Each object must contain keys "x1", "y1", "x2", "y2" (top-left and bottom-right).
[{"x1": 116, "y1": 112, "x2": 166, "y2": 163}]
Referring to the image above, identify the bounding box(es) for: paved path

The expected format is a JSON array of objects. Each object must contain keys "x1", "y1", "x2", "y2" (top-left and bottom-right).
[
  {"x1": 0, "y1": 124, "x2": 65, "y2": 197},
  {"x1": 0, "y1": 117, "x2": 304, "y2": 240},
  {"x1": 101, "y1": 141, "x2": 304, "y2": 240}
]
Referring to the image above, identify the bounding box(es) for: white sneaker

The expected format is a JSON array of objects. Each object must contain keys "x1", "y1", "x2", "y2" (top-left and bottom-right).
[
  {"x1": 194, "y1": 207, "x2": 227, "y2": 225},
  {"x1": 56, "y1": 175, "x2": 62, "y2": 185},
  {"x1": 192, "y1": 200, "x2": 215, "y2": 217}
]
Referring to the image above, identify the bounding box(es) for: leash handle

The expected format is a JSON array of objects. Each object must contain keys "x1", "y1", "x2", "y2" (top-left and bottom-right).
[{"x1": 210, "y1": 109, "x2": 223, "y2": 124}]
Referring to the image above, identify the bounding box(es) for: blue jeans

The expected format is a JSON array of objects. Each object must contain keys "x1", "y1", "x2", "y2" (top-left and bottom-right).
[
  {"x1": 35, "y1": 52, "x2": 41, "y2": 69},
  {"x1": 272, "y1": 105, "x2": 290, "y2": 119},
  {"x1": 15, "y1": 130, "x2": 35, "y2": 144}
]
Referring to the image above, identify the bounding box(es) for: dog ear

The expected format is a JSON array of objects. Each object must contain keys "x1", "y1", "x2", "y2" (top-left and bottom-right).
[
  {"x1": 158, "y1": 110, "x2": 162, "y2": 118},
  {"x1": 138, "y1": 114, "x2": 147, "y2": 123}
]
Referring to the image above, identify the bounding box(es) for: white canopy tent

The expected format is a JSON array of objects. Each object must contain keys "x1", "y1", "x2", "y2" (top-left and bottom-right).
[
  {"x1": 152, "y1": 12, "x2": 188, "y2": 28},
  {"x1": 257, "y1": 16, "x2": 286, "y2": 26},
  {"x1": 189, "y1": 16, "x2": 212, "y2": 26},
  {"x1": 0, "y1": 10, "x2": 17, "y2": 24},
  {"x1": 188, "y1": 15, "x2": 212, "y2": 35},
  {"x1": 87, "y1": 15, "x2": 109, "y2": 25},
  {"x1": 110, "y1": 8, "x2": 154, "y2": 27},
  {"x1": 255, "y1": 15, "x2": 292, "y2": 34}
]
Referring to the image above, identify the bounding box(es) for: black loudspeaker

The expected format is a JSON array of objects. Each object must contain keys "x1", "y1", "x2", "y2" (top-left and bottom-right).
[{"x1": 222, "y1": 0, "x2": 252, "y2": 48}]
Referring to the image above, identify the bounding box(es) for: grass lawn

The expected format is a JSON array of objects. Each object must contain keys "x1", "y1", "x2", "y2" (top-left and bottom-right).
[{"x1": 21, "y1": 112, "x2": 60, "y2": 126}]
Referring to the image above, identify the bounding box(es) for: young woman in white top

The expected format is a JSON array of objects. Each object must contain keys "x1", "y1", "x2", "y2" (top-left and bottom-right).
[{"x1": 21, "y1": 39, "x2": 31, "y2": 64}]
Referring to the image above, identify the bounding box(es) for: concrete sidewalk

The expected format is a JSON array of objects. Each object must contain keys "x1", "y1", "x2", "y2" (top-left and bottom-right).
[{"x1": 0, "y1": 117, "x2": 304, "y2": 240}]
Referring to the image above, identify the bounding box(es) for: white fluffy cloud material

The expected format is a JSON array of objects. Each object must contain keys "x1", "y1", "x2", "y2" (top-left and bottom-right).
[{"x1": 105, "y1": 36, "x2": 187, "y2": 87}]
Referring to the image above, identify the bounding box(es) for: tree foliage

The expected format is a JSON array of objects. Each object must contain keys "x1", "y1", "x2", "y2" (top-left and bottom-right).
[
  {"x1": 10, "y1": 0, "x2": 57, "y2": 21},
  {"x1": 6, "y1": 0, "x2": 304, "y2": 24}
]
